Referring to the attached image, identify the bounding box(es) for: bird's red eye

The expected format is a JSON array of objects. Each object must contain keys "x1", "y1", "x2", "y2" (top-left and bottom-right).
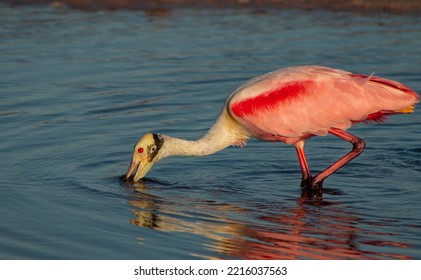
[{"x1": 137, "y1": 147, "x2": 144, "y2": 153}]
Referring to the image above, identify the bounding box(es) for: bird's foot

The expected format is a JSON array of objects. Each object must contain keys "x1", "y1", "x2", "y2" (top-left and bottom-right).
[{"x1": 300, "y1": 177, "x2": 323, "y2": 200}]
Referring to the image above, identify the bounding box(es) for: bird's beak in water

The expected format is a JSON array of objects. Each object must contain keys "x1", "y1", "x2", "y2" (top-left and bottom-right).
[
  {"x1": 125, "y1": 158, "x2": 154, "y2": 182},
  {"x1": 126, "y1": 160, "x2": 137, "y2": 180}
]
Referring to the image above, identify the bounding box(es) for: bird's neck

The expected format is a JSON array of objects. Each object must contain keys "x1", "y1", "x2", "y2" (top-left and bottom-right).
[
  {"x1": 162, "y1": 134, "x2": 230, "y2": 157},
  {"x1": 159, "y1": 110, "x2": 249, "y2": 159}
]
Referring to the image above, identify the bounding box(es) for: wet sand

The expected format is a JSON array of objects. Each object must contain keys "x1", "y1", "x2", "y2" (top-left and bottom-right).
[{"x1": 5, "y1": 0, "x2": 421, "y2": 14}]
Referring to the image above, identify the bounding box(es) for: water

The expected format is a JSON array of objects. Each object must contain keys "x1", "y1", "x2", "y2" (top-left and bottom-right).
[{"x1": 1, "y1": 4, "x2": 421, "y2": 260}]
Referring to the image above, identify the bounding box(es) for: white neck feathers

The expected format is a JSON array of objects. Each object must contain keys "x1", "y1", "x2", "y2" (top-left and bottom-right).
[{"x1": 158, "y1": 109, "x2": 249, "y2": 159}]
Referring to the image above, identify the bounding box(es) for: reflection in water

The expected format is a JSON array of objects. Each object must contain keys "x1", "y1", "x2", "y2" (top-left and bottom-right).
[{"x1": 123, "y1": 178, "x2": 411, "y2": 260}]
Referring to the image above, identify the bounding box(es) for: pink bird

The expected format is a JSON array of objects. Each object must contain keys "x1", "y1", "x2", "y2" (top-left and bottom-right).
[{"x1": 126, "y1": 65, "x2": 419, "y2": 199}]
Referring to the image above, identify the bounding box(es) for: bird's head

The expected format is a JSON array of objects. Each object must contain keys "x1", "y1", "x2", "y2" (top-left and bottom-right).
[{"x1": 126, "y1": 132, "x2": 165, "y2": 182}]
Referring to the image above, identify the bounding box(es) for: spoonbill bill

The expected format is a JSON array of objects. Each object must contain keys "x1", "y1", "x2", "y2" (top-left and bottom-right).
[{"x1": 126, "y1": 65, "x2": 419, "y2": 199}]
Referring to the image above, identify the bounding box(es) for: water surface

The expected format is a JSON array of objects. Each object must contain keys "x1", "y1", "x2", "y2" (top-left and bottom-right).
[{"x1": 1, "y1": 5, "x2": 421, "y2": 259}]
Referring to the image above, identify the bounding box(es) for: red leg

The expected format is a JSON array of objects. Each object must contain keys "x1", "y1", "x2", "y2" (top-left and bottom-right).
[
  {"x1": 311, "y1": 128, "x2": 366, "y2": 187},
  {"x1": 295, "y1": 141, "x2": 311, "y2": 185}
]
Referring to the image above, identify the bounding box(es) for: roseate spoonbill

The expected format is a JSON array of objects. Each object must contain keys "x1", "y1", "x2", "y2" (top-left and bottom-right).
[{"x1": 126, "y1": 65, "x2": 419, "y2": 199}]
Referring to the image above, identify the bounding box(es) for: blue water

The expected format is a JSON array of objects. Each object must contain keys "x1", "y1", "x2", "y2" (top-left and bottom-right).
[{"x1": 1, "y1": 4, "x2": 421, "y2": 259}]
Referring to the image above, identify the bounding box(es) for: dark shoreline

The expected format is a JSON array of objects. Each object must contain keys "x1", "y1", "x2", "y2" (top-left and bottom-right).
[{"x1": 4, "y1": 0, "x2": 421, "y2": 14}]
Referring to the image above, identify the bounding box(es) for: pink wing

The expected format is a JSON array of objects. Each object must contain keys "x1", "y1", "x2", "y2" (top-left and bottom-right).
[{"x1": 227, "y1": 66, "x2": 419, "y2": 144}]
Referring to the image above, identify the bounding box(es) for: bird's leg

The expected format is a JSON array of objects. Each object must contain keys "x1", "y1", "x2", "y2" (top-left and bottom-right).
[
  {"x1": 295, "y1": 141, "x2": 312, "y2": 186},
  {"x1": 295, "y1": 141, "x2": 323, "y2": 200},
  {"x1": 310, "y1": 128, "x2": 366, "y2": 188}
]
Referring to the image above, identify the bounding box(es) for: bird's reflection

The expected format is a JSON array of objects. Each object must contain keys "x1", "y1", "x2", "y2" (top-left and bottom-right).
[{"x1": 122, "y1": 178, "x2": 411, "y2": 260}]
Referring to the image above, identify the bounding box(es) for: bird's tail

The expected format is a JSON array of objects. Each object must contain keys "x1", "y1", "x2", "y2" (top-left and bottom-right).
[
  {"x1": 367, "y1": 75, "x2": 419, "y2": 115},
  {"x1": 397, "y1": 104, "x2": 416, "y2": 114}
]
